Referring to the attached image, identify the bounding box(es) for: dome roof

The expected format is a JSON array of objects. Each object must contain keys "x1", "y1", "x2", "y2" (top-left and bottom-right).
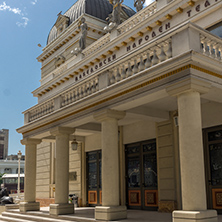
[{"x1": 47, "y1": 0, "x2": 135, "y2": 45}]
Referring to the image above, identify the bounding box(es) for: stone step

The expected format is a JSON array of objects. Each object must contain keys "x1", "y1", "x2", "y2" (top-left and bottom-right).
[
  {"x1": 1, "y1": 212, "x2": 76, "y2": 222},
  {"x1": 0, "y1": 215, "x2": 34, "y2": 222}
]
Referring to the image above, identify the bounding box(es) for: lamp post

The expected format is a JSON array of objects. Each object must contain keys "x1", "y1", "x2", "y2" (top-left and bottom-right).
[{"x1": 17, "y1": 150, "x2": 22, "y2": 199}]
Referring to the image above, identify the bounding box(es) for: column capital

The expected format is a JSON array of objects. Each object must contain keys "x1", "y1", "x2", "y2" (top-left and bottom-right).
[
  {"x1": 94, "y1": 109, "x2": 125, "y2": 122},
  {"x1": 50, "y1": 126, "x2": 75, "y2": 136},
  {"x1": 166, "y1": 77, "x2": 211, "y2": 97},
  {"x1": 21, "y1": 138, "x2": 42, "y2": 146}
]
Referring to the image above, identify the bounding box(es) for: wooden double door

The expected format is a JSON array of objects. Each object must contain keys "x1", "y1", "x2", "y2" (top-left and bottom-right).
[
  {"x1": 86, "y1": 150, "x2": 102, "y2": 206},
  {"x1": 204, "y1": 126, "x2": 222, "y2": 213},
  {"x1": 125, "y1": 139, "x2": 158, "y2": 210}
]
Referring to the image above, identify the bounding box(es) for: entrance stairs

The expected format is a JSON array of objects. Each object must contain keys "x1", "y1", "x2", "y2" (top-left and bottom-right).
[{"x1": 0, "y1": 210, "x2": 95, "y2": 222}]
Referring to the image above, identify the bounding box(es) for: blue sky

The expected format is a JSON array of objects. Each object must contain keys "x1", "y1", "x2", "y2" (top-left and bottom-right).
[{"x1": 0, "y1": 0, "x2": 154, "y2": 155}]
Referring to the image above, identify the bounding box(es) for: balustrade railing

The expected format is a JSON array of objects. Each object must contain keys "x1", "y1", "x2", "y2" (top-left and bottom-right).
[
  {"x1": 29, "y1": 100, "x2": 54, "y2": 122},
  {"x1": 118, "y1": 2, "x2": 157, "y2": 34},
  {"x1": 61, "y1": 76, "x2": 99, "y2": 107},
  {"x1": 26, "y1": 24, "x2": 222, "y2": 123},
  {"x1": 200, "y1": 34, "x2": 222, "y2": 61},
  {"x1": 83, "y1": 34, "x2": 110, "y2": 57},
  {"x1": 109, "y1": 38, "x2": 172, "y2": 85}
]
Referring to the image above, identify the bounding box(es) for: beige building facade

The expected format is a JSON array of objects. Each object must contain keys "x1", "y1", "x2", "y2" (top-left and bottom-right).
[{"x1": 17, "y1": 0, "x2": 222, "y2": 221}]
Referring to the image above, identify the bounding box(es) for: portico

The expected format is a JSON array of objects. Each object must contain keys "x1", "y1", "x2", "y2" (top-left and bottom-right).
[{"x1": 16, "y1": 0, "x2": 222, "y2": 221}]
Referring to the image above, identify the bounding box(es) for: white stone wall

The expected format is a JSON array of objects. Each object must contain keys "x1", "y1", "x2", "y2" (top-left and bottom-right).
[
  {"x1": 123, "y1": 120, "x2": 156, "y2": 145},
  {"x1": 69, "y1": 143, "x2": 82, "y2": 199},
  {"x1": 202, "y1": 102, "x2": 222, "y2": 128},
  {"x1": 85, "y1": 134, "x2": 101, "y2": 152},
  {"x1": 36, "y1": 142, "x2": 51, "y2": 199}
]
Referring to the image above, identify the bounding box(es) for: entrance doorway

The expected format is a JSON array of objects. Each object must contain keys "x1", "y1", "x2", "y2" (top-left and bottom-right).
[
  {"x1": 125, "y1": 139, "x2": 158, "y2": 210},
  {"x1": 86, "y1": 150, "x2": 102, "y2": 206},
  {"x1": 204, "y1": 125, "x2": 222, "y2": 213}
]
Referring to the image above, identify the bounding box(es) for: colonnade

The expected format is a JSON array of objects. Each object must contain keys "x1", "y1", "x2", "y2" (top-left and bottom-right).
[{"x1": 20, "y1": 79, "x2": 218, "y2": 221}]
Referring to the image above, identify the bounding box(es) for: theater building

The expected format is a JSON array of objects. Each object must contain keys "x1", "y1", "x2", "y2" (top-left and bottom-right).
[{"x1": 17, "y1": 0, "x2": 222, "y2": 221}]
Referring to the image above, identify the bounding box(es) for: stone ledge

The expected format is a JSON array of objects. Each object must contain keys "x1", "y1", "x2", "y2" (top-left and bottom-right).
[{"x1": 173, "y1": 210, "x2": 218, "y2": 222}]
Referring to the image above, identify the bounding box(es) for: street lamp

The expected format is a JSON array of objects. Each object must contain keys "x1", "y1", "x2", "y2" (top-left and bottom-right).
[{"x1": 17, "y1": 150, "x2": 22, "y2": 199}]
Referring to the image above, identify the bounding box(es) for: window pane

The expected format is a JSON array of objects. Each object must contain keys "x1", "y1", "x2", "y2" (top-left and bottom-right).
[
  {"x1": 88, "y1": 162, "x2": 97, "y2": 189},
  {"x1": 209, "y1": 143, "x2": 222, "y2": 185},
  {"x1": 144, "y1": 153, "x2": 157, "y2": 187},
  {"x1": 128, "y1": 156, "x2": 140, "y2": 188}
]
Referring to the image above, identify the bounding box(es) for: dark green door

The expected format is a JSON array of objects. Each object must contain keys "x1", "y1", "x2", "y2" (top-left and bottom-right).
[
  {"x1": 86, "y1": 150, "x2": 102, "y2": 206},
  {"x1": 126, "y1": 140, "x2": 158, "y2": 210}
]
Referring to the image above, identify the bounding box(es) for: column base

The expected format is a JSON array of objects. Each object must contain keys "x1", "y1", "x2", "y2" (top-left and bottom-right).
[
  {"x1": 173, "y1": 210, "x2": 218, "y2": 222},
  {"x1": 50, "y1": 203, "x2": 74, "y2": 215},
  {"x1": 95, "y1": 205, "x2": 127, "y2": 221},
  {"x1": 19, "y1": 202, "x2": 40, "y2": 212}
]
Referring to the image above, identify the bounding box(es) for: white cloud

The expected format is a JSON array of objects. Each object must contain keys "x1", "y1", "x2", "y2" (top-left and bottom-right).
[
  {"x1": 0, "y1": 2, "x2": 30, "y2": 27},
  {"x1": 31, "y1": 0, "x2": 38, "y2": 5},
  {"x1": 145, "y1": 0, "x2": 155, "y2": 6},
  {"x1": 16, "y1": 17, "x2": 29, "y2": 27},
  {"x1": 0, "y1": 1, "x2": 21, "y2": 14}
]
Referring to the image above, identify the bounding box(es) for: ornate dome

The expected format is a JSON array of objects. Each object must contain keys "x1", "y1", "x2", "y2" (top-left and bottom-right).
[{"x1": 47, "y1": 0, "x2": 135, "y2": 44}]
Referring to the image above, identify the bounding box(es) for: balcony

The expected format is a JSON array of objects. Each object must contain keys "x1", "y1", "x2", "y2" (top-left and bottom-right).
[{"x1": 20, "y1": 21, "x2": 222, "y2": 130}]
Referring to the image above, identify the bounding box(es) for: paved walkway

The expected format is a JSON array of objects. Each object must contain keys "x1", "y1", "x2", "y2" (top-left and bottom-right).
[{"x1": 40, "y1": 207, "x2": 222, "y2": 222}]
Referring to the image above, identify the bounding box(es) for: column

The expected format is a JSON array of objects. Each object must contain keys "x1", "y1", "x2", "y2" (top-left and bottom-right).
[
  {"x1": 20, "y1": 138, "x2": 41, "y2": 212},
  {"x1": 49, "y1": 127, "x2": 75, "y2": 216},
  {"x1": 167, "y1": 78, "x2": 217, "y2": 222},
  {"x1": 94, "y1": 109, "x2": 126, "y2": 221}
]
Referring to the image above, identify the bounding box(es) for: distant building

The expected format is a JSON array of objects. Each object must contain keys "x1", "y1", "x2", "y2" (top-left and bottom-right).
[
  {"x1": 0, "y1": 159, "x2": 25, "y2": 174},
  {"x1": 6, "y1": 154, "x2": 25, "y2": 161},
  {"x1": 0, "y1": 129, "x2": 9, "y2": 159}
]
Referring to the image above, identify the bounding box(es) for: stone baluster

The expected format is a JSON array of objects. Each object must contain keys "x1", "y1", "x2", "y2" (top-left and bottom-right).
[
  {"x1": 92, "y1": 80, "x2": 96, "y2": 93},
  {"x1": 116, "y1": 67, "x2": 121, "y2": 82},
  {"x1": 203, "y1": 41, "x2": 210, "y2": 56},
  {"x1": 159, "y1": 45, "x2": 167, "y2": 62},
  {"x1": 110, "y1": 71, "x2": 116, "y2": 85},
  {"x1": 210, "y1": 43, "x2": 215, "y2": 58},
  {"x1": 215, "y1": 46, "x2": 220, "y2": 60},
  {"x1": 151, "y1": 49, "x2": 159, "y2": 65},
  {"x1": 145, "y1": 52, "x2": 151, "y2": 68},
  {"x1": 121, "y1": 65, "x2": 126, "y2": 79},
  {"x1": 82, "y1": 86, "x2": 86, "y2": 98},
  {"x1": 133, "y1": 59, "x2": 138, "y2": 75},
  {"x1": 78, "y1": 87, "x2": 81, "y2": 99},
  {"x1": 166, "y1": 40, "x2": 172, "y2": 58},
  {"x1": 139, "y1": 55, "x2": 145, "y2": 72},
  {"x1": 95, "y1": 78, "x2": 99, "y2": 91},
  {"x1": 126, "y1": 62, "x2": 132, "y2": 77},
  {"x1": 81, "y1": 86, "x2": 84, "y2": 98}
]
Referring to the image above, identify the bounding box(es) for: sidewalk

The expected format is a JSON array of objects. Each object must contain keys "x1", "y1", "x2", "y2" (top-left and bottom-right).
[{"x1": 40, "y1": 207, "x2": 222, "y2": 222}]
